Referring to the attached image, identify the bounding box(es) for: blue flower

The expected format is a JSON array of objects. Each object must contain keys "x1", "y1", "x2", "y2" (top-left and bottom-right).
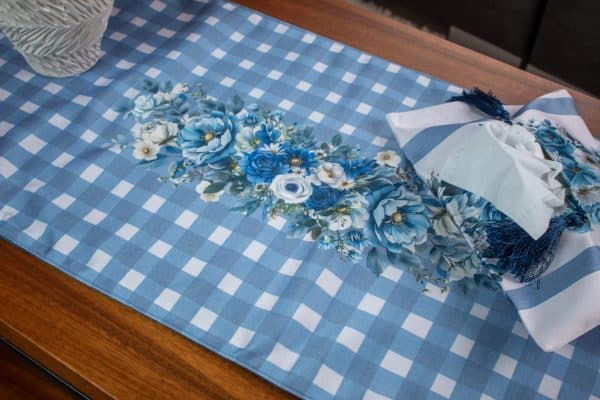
[
  {"x1": 132, "y1": 95, "x2": 157, "y2": 119},
  {"x1": 286, "y1": 147, "x2": 315, "y2": 172},
  {"x1": 255, "y1": 122, "x2": 281, "y2": 144},
  {"x1": 561, "y1": 157, "x2": 600, "y2": 188},
  {"x1": 369, "y1": 185, "x2": 429, "y2": 253},
  {"x1": 535, "y1": 121, "x2": 574, "y2": 155},
  {"x1": 341, "y1": 158, "x2": 377, "y2": 179},
  {"x1": 343, "y1": 229, "x2": 369, "y2": 250},
  {"x1": 244, "y1": 112, "x2": 260, "y2": 127},
  {"x1": 241, "y1": 148, "x2": 289, "y2": 184},
  {"x1": 306, "y1": 185, "x2": 344, "y2": 211},
  {"x1": 268, "y1": 110, "x2": 285, "y2": 121},
  {"x1": 178, "y1": 111, "x2": 238, "y2": 166}
]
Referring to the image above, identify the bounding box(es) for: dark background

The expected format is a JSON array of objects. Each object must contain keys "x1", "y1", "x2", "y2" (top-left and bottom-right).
[{"x1": 357, "y1": 0, "x2": 599, "y2": 97}]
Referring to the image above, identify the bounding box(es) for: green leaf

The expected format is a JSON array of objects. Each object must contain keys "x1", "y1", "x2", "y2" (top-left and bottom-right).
[
  {"x1": 229, "y1": 94, "x2": 244, "y2": 114},
  {"x1": 311, "y1": 227, "x2": 322, "y2": 240},
  {"x1": 366, "y1": 247, "x2": 383, "y2": 276},
  {"x1": 204, "y1": 181, "x2": 226, "y2": 193},
  {"x1": 332, "y1": 133, "x2": 342, "y2": 146}
]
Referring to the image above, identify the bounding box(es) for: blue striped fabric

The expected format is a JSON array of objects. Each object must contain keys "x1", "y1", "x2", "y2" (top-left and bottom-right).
[
  {"x1": 507, "y1": 246, "x2": 600, "y2": 309},
  {"x1": 1, "y1": 1, "x2": 599, "y2": 399}
]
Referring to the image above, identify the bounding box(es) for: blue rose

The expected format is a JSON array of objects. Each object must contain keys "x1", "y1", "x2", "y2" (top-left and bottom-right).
[
  {"x1": 369, "y1": 185, "x2": 429, "y2": 253},
  {"x1": 255, "y1": 123, "x2": 281, "y2": 144},
  {"x1": 242, "y1": 149, "x2": 289, "y2": 184},
  {"x1": 132, "y1": 95, "x2": 157, "y2": 119},
  {"x1": 178, "y1": 111, "x2": 239, "y2": 166},
  {"x1": 306, "y1": 185, "x2": 344, "y2": 211},
  {"x1": 535, "y1": 121, "x2": 574, "y2": 155},
  {"x1": 561, "y1": 157, "x2": 600, "y2": 188}
]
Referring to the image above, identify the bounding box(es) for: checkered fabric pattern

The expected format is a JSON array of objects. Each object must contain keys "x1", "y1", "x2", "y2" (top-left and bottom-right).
[{"x1": 0, "y1": 1, "x2": 598, "y2": 399}]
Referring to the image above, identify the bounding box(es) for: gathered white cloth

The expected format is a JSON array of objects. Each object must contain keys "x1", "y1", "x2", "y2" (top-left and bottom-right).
[{"x1": 387, "y1": 90, "x2": 600, "y2": 351}]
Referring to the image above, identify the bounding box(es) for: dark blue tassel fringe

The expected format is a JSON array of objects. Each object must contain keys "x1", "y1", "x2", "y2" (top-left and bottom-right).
[
  {"x1": 449, "y1": 87, "x2": 512, "y2": 124},
  {"x1": 485, "y1": 212, "x2": 586, "y2": 282}
]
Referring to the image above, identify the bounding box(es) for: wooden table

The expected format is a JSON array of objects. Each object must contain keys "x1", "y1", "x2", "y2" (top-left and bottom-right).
[{"x1": 1, "y1": 0, "x2": 599, "y2": 398}]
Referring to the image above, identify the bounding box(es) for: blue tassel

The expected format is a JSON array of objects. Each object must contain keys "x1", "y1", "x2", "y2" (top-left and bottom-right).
[
  {"x1": 448, "y1": 87, "x2": 512, "y2": 124},
  {"x1": 485, "y1": 212, "x2": 586, "y2": 282}
]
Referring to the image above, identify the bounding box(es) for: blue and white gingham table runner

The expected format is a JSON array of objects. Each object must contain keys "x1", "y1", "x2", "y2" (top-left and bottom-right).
[{"x1": 0, "y1": 1, "x2": 598, "y2": 399}]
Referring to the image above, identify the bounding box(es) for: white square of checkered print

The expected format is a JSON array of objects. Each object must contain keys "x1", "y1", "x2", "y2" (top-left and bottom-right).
[
  {"x1": 292, "y1": 304, "x2": 321, "y2": 332},
  {"x1": 191, "y1": 307, "x2": 218, "y2": 331},
  {"x1": 380, "y1": 350, "x2": 412, "y2": 378},
  {"x1": 218, "y1": 273, "x2": 242, "y2": 295},
  {"x1": 315, "y1": 268, "x2": 342, "y2": 297},
  {"x1": 313, "y1": 365, "x2": 343, "y2": 396},
  {"x1": 87, "y1": 249, "x2": 111, "y2": 272},
  {"x1": 119, "y1": 269, "x2": 145, "y2": 291},
  {"x1": 0, "y1": 121, "x2": 14, "y2": 137},
  {"x1": 267, "y1": 342, "x2": 298, "y2": 372},
  {"x1": 255, "y1": 292, "x2": 278, "y2": 311},
  {"x1": 24, "y1": 220, "x2": 47, "y2": 240},
  {"x1": 336, "y1": 326, "x2": 365, "y2": 353},
  {"x1": 19, "y1": 135, "x2": 46, "y2": 154},
  {"x1": 229, "y1": 327, "x2": 255, "y2": 348},
  {"x1": 154, "y1": 288, "x2": 181, "y2": 311},
  {"x1": 0, "y1": 157, "x2": 17, "y2": 178},
  {"x1": 243, "y1": 240, "x2": 267, "y2": 262},
  {"x1": 24, "y1": 178, "x2": 45, "y2": 193},
  {"x1": 0, "y1": 206, "x2": 17, "y2": 221}
]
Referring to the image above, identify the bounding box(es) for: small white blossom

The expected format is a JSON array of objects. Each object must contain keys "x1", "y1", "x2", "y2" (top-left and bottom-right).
[
  {"x1": 134, "y1": 120, "x2": 178, "y2": 146},
  {"x1": 262, "y1": 142, "x2": 285, "y2": 154},
  {"x1": 196, "y1": 180, "x2": 224, "y2": 202},
  {"x1": 316, "y1": 162, "x2": 346, "y2": 188},
  {"x1": 132, "y1": 140, "x2": 159, "y2": 161},
  {"x1": 375, "y1": 150, "x2": 401, "y2": 168}
]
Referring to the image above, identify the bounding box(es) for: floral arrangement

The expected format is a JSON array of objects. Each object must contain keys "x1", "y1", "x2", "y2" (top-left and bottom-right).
[{"x1": 112, "y1": 79, "x2": 600, "y2": 292}]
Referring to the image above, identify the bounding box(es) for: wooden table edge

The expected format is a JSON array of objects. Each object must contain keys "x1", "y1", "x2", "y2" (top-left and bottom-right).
[{"x1": 1, "y1": 0, "x2": 599, "y2": 398}]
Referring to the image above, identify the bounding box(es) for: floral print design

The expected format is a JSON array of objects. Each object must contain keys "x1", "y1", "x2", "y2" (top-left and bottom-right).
[{"x1": 112, "y1": 80, "x2": 600, "y2": 293}]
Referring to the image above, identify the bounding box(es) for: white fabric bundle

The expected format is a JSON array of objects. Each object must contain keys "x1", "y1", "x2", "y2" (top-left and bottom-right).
[{"x1": 387, "y1": 90, "x2": 600, "y2": 351}]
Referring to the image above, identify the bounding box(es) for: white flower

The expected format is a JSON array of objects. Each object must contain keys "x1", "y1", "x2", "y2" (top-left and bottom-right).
[
  {"x1": 575, "y1": 185, "x2": 600, "y2": 205},
  {"x1": 270, "y1": 174, "x2": 313, "y2": 204},
  {"x1": 432, "y1": 211, "x2": 461, "y2": 237},
  {"x1": 375, "y1": 150, "x2": 401, "y2": 167},
  {"x1": 163, "y1": 83, "x2": 190, "y2": 101},
  {"x1": 316, "y1": 162, "x2": 346, "y2": 188},
  {"x1": 337, "y1": 179, "x2": 356, "y2": 190},
  {"x1": 196, "y1": 180, "x2": 224, "y2": 202},
  {"x1": 132, "y1": 140, "x2": 159, "y2": 161},
  {"x1": 171, "y1": 82, "x2": 189, "y2": 96},
  {"x1": 134, "y1": 120, "x2": 178, "y2": 145},
  {"x1": 151, "y1": 122, "x2": 178, "y2": 144},
  {"x1": 262, "y1": 142, "x2": 285, "y2": 154}
]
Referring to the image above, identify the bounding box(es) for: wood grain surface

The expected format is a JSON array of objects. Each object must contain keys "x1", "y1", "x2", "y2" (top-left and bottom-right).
[
  {"x1": 1, "y1": 0, "x2": 598, "y2": 399},
  {"x1": 0, "y1": 340, "x2": 82, "y2": 400}
]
